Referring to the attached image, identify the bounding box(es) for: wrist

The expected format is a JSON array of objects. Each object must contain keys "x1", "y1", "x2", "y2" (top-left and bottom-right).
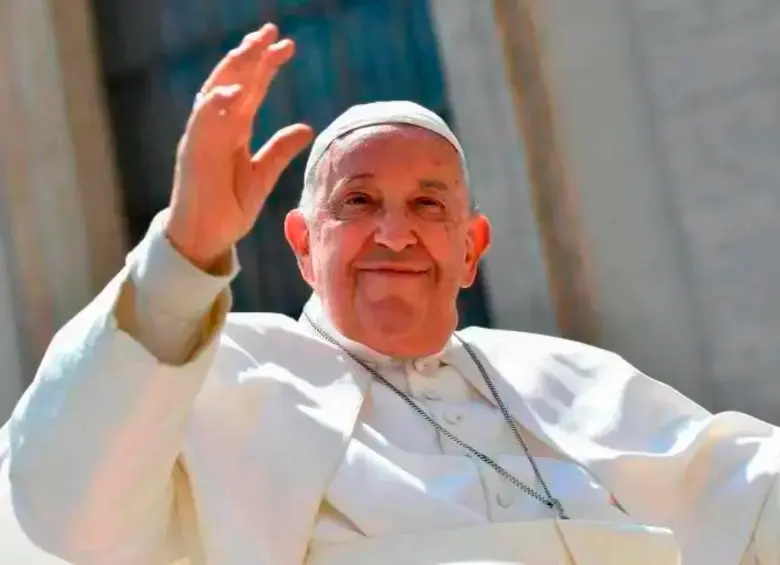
[
  {"x1": 164, "y1": 233, "x2": 231, "y2": 276},
  {"x1": 129, "y1": 211, "x2": 239, "y2": 320}
]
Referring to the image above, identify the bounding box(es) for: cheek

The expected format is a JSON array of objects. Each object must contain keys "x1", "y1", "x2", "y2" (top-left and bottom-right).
[
  {"x1": 420, "y1": 229, "x2": 469, "y2": 276},
  {"x1": 316, "y1": 225, "x2": 370, "y2": 280}
]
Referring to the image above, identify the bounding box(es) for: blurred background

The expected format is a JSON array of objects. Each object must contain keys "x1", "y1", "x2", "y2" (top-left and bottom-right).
[{"x1": 1, "y1": 0, "x2": 779, "y2": 426}]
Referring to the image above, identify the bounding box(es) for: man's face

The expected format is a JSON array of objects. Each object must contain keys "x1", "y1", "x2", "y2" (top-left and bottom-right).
[{"x1": 286, "y1": 124, "x2": 490, "y2": 358}]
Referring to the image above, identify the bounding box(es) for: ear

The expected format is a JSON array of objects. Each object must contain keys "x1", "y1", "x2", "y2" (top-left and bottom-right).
[
  {"x1": 461, "y1": 214, "x2": 491, "y2": 288},
  {"x1": 284, "y1": 209, "x2": 315, "y2": 286}
]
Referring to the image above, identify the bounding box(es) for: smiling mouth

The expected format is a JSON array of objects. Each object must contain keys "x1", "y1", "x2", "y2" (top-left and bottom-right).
[
  {"x1": 361, "y1": 269, "x2": 427, "y2": 275},
  {"x1": 357, "y1": 266, "x2": 430, "y2": 277}
]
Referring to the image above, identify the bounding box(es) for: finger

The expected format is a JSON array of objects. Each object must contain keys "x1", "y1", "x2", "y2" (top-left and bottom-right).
[
  {"x1": 235, "y1": 124, "x2": 314, "y2": 208},
  {"x1": 235, "y1": 38, "x2": 297, "y2": 122},
  {"x1": 184, "y1": 84, "x2": 245, "y2": 152},
  {"x1": 200, "y1": 23, "x2": 279, "y2": 93}
]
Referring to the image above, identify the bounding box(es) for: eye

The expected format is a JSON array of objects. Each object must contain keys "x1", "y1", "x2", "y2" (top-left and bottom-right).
[
  {"x1": 334, "y1": 192, "x2": 377, "y2": 219},
  {"x1": 414, "y1": 196, "x2": 445, "y2": 211},
  {"x1": 343, "y1": 193, "x2": 373, "y2": 207}
]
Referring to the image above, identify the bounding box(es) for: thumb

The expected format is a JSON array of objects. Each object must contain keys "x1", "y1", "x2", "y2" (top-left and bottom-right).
[{"x1": 236, "y1": 124, "x2": 314, "y2": 210}]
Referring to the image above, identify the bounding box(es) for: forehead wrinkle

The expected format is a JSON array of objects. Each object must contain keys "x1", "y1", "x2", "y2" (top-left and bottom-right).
[
  {"x1": 341, "y1": 172, "x2": 375, "y2": 185},
  {"x1": 312, "y1": 131, "x2": 383, "y2": 208},
  {"x1": 309, "y1": 124, "x2": 472, "y2": 213}
]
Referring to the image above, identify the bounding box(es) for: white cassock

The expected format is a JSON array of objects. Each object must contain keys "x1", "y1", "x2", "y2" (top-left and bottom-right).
[{"x1": 1, "y1": 213, "x2": 780, "y2": 565}]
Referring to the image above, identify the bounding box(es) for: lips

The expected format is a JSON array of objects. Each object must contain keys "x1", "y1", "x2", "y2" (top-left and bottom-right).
[
  {"x1": 356, "y1": 262, "x2": 430, "y2": 275},
  {"x1": 356, "y1": 264, "x2": 431, "y2": 278},
  {"x1": 360, "y1": 269, "x2": 427, "y2": 278}
]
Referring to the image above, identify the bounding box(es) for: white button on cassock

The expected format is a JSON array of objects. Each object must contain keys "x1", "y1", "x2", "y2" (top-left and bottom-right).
[
  {"x1": 496, "y1": 490, "x2": 514, "y2": 509},
  {"x1": 444, "y1": 410, "x2": 463, "y2": 425}
]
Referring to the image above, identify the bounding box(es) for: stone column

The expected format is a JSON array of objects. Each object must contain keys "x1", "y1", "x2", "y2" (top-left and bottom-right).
[
  {"x1": 0, "y1": 218, "x2": 24, "y2": 420},
  {"x1": 428, "y1": 0, "x2": 557, "y2": 336},
  {"x1": 429, "y1": 0, "x2": 709, "y2": 406},
  {"x1": 537, "y1": 0, "x2": 709, "y2": 402},
  {"x1": 0, "y1": 0, "x2": 125, "y2": 420}
]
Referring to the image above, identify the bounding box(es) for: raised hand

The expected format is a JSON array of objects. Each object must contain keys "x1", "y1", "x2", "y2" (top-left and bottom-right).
[{"x1": 165, "y1": 23, "x2": 314, "y2": 271}]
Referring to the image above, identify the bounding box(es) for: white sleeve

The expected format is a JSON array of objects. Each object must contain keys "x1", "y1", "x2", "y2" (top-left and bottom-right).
[
  {"x1": 750, "y1": 474, "x2": 780, "y2": 565},
  {"x1": 127, "y1": 210, "x2": 240, "y2": 364},
  {"x1": 5, "y1": 211, "x2": 237, "y2": 564}
]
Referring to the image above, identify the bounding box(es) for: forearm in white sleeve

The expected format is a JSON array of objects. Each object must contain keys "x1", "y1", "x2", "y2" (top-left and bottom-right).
[
  {"x1": 126, "y1": 210, "x2": 240, "y2": 364},
  {"x1": 6, "y1": 211, "x2": 238, "y2": 564}
]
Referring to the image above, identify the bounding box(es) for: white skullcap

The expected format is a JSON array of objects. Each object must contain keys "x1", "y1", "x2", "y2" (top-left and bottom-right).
[{"x1": 304, "y1": 100, "x2": 469, "y2": 185}]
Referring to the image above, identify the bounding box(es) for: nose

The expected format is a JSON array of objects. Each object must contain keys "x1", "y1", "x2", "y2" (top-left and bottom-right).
[{"x1": 373, "y1": 210, "x2": 418, "y2": 252}]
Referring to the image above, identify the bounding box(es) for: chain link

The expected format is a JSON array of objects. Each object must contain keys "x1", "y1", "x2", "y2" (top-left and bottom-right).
[{"x1": 304, "y1": 315, "x2": 568, "y2": 520}]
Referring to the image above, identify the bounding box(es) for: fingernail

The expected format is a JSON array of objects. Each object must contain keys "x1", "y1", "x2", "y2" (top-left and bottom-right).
[
  {"x1": 244, "y1": 30, "x2": 263, "y2": 44},
  {"x1": 260, "y1": 23, "x2": 278, "y2": 35},
  {"x1": 212, "y1": 84, "x2": 243, "y2": 100},
  {"x1": 232, "y1": 31, "x2": 261, "y2": 55},
  {"x1": 224, "y1": 84, "x2": 242, "y2": 96}
]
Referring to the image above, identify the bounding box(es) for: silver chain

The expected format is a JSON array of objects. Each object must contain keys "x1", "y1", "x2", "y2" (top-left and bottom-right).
[{"x1": 304, "y1": 315, "x2": 568, "y2": 520}]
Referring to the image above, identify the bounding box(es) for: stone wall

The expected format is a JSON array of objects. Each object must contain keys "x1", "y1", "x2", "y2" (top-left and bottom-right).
[
  {"x1": 432, "y1": 0, "x2": 780, "y2": 420},
  {"x1": 624, "y1": 0, "x2": 780, "y2": 418},
  {"x1": 0, "y1": 0, "x2": 125, "y2": 422},
  {"x1": 548, "y1": 0, "x2": 780, "y2": 419}
]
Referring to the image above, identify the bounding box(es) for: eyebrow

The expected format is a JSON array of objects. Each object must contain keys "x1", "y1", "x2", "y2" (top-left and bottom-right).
[
  {"x1": 419, "y1": 179, "x2": 450, "y2": 192},
  {"x1": 327, "y1": 173, "x2": 374, "y2": 198}
]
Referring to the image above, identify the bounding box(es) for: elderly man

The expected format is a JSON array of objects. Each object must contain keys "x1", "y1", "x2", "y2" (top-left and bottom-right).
[{"x1": 2, "y1": 23, "x2": 780, "y2": 565}]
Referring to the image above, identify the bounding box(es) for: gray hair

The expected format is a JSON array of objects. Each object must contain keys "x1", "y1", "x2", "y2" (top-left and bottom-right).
[{"x1": 297, "y1": 157, "x2": 323, "y2": 217}]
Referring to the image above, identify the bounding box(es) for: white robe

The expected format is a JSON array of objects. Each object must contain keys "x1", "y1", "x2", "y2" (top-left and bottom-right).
[{"x1": 2, "y1": 212, "x2": 780, "y2": 564}]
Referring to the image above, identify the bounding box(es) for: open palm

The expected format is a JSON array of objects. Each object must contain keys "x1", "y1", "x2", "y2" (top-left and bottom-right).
[{"x1": 166, "y1": 23, "x2": 313, "y2": 270}]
